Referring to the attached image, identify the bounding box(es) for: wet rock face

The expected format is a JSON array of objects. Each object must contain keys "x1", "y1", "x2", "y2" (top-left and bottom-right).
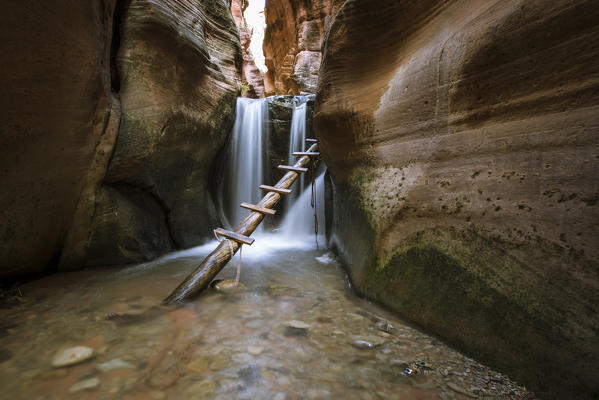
[
  {"x1": 263, "y1": 0, "x2": 344, "y2": 96},
  {"x1": 85, "y1": 185, "x2": 174, "y2": 267},
  {"x1": 316, "y1": 1, "x2": 599, "y2": 399},
  {"x1": 0, "y1": 0, "x2": 242, "y2": 277},
  {"x1": 231, "y1": 0, "x2": 265, "y2": 98},
  {"x1": 0, "y1": 1, "x2": 118, "y2": 278},
  {"x1": 87, "y1": 0, "x2": 242, "y2": 264}
]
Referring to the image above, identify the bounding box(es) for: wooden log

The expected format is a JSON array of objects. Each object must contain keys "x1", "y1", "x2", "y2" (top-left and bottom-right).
[
  {"x1": 163, "y1": 144, "x2": 319, "y2": 304},
  {"x1": 292, "y1": 152, "x2": 320, "y2": 157},
  {"x1": 240, "y1": 202, "x2": 276, "y2": 215},
  {"x1": 259, "y1": 185, "x2": 292, "y2": 195},
  {"x1": 214, "y1": 228, "x2": 255, "y2": 245},
  {"x1": 277, "y1": 165, "x2": 309, "y2": 173}
]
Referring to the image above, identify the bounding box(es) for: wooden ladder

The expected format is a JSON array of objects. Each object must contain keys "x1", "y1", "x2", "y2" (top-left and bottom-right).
[{"x1": 164, "y1": 138, "x2": 320, "y2": 303}]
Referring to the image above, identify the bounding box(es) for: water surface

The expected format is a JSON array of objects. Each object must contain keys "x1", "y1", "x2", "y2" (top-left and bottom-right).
[{"x1": 0, "y1": 237, "x2": 534, "y2": 399}]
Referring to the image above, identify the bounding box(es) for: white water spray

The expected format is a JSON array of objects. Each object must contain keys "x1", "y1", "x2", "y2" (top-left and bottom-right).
[
  {"x1": 285, "y1": 97, "x2": 309, "y2": 210},
  {"x1": 224, "y1": 97, "x2": 268, "y2": 230},
  {"x1": 280, "y1": 172, "x2": 325, "y2": 239}
]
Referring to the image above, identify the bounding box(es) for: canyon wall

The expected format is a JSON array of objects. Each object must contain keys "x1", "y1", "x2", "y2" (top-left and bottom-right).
[
  {"x1": 316, "y1": 0, "x2": 599, "y2": 399},
  {"x1": 0, "y1": 0, "x2": 242, "y2": 277},
  {"x1": 263, "y1": 0, "x2": 344, "y2": 96},
  {"x1": 231, "y1": 0, "x2": 265, "y2": 98},
  {"x1": 0, "y1": 1, "x2": 118, "y2": 278}
]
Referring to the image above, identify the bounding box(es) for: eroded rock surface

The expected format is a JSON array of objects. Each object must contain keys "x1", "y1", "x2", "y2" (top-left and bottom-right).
[
  {"x1": 231, "y1": 0, "x2": 265, "y2": 98},
  {"x1": 0, "y1": 0, "x2": 243, "y2": 277},
  {"x1": 85, "y1": 0, "x2": 242, "y2": 266},
  {"x1": 0, "y1": 1, "x2": 118, "y2": 278},
  {"x1": 263, "y1": 0, "x2": 344, "y2": 95},
  {"x1": 316, "y1": 1, "x2": 599, "y2": 399}
]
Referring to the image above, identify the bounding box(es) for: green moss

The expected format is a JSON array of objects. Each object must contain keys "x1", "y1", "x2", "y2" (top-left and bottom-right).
[{"x1": 343, "y1": 226, "x2": 599, "y2": 400}]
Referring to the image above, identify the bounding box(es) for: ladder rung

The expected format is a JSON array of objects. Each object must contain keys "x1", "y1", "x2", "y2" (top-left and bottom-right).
[
  {"x1": 278, "y1": 165, "x2": 309, "y2": 173},
  {"x1": 259, "y1": 185, "x2": 292, "y2": 195},
  {"x1": 240, "y1": 202, "x2": 276, "y2": 216},
  {"x1": 214, "y1": 228, "x2": 255, "y2": 245},
  {"x1": 305, "y1": 138, "x2": 317, "y2": 143},
  {"x1": 293, "y1": 152, "x2": 320, "y2": 157}
]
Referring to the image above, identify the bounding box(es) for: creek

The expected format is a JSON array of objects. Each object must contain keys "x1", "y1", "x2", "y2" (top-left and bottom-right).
[{"x1": 0, "y1": 97, "x2": 534, "y2": 399}]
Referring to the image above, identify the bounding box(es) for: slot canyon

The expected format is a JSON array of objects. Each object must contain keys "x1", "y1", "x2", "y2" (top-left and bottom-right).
[{"x1": 0, "y1": 0, "x2": 597, "y2": 399}]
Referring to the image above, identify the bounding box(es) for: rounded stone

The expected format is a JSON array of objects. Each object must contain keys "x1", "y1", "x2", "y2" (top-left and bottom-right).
[
  {"x1": 351, "y1": 340, "x2": 374, "y2": 350},
  {"x1": 247, "y1": 346, "x2": 264, "y2": 356},
  {"x1": 52, "y1": 346, "x2": 95, "y2": 367},
  {"x1": 286, "y1": 320, "x2": 310, "y2": 329},
  {"x1": 68, "y1": 377, "x2": 100, "y2": 393}
]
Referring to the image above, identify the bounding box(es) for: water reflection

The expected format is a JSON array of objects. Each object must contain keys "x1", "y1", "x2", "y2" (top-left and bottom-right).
[{"x1": 0, "y1": 238, "x2": 534, "y2": 399}]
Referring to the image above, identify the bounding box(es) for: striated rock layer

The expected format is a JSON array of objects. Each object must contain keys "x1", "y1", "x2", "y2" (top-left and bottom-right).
[
  {"x1": 263, "y1": 0, "x2": 344, "y2": 96},
  {"x1": 0, "y1": 1, "x2": 118, "y2": 278},
  {"x1": 82, "y1": 0, "x2": 242, "y2": 268},
  {"x1": 231, "y1": 0, "x2": 265, "y2": 98},
  {"x1": 0, "y1": 0, "x2": 242, "y2": 277},
  {"x1": 316, "y1": 0, "x2": 599, "y2": 399}
]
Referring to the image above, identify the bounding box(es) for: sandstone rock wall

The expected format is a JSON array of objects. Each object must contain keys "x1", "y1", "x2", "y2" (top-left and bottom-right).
[
  {"x1": 263, "y1": 0, "x2": 343, "y2": 96},
  {"x1": 82, "y1": 0, "x2": 242, "y2": 268},
  {"x1": 316, "y1": 1, "x2": 599, "y2": 398},
  {"x1": 0, "y1": 0, "x2": 118, "y2": 278},
  {"x1": 231, "y1": 0, "x2": 265, "y2": 98},
  {"x1": 0, "y1": 0, "x2": 242, "y2": 277}
]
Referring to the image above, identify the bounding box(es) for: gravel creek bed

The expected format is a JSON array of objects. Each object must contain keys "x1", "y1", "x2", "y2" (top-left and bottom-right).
[{"x1": 0, "y1": 237, "x2": 537, "y2": 399}]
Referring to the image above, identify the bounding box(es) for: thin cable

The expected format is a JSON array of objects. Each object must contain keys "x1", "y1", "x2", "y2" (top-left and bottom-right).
[{"x1": 234, "y1": 245, "x2": 242, "y2": 287}]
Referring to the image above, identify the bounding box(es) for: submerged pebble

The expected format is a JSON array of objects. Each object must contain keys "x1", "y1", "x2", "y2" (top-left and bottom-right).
[
  {"x1": 183, "y1": 380, "x2": 216, "y2": 399},
  {"x1": 231, "y1": 352, "x2": 253, "y2": 364},
  {"x1": 247, "y1": 345, "x2": 264, "y2": 355},
  {"x1": 238, "y1": 365, "x2": 262, "y2": 386},
  {"x1": 185, "y1": 357, "x2": 211, "y2": 374},
  {"x1": 97, "y1": 358, "x2": 135, "y2": 372},
  {"x1": 376, "y1": 322, "x2": 394, "y2": 333},
  {"x1": 211, "y1": 280, "x2": 246, "y2": 292},
  {"x1": 351, "y1": 340, "x2": 374, "y2": 350},
  {"x1": 52, "y1": 346, "x2": 94, "y2": 367},
  {"x1": 284, "y1": 320, "x2": 310, "y2": 337},
  {"x1": 69, "y1": 377, "x2": 100, "y2": 393}
]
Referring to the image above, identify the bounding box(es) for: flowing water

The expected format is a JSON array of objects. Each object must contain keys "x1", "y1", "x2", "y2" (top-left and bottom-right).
[
  {"x1": 0, "y1": 241, "x2": 534, "y2": 399},
  {"x1": 0, "y1": 97, "x2": 535, "y2": 399},
  {"x1": 280, "y1": 173, "x2": 325, "y2": 241},
  {"x1": 284, "y1": 97, "x2": 310, "y2": 212},
  {"x1": 221, "y1": 97, "x2": 269, "y2": 230}
]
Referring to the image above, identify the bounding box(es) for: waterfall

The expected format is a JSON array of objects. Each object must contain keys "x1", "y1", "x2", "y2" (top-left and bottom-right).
[
  {"x1": 280, "y1": 96, "x2": 325, "y2": 240},
  {"x1": 219, "y1": 95, "x2": 324, "y2": 247},
  {"x1": 280, "y1": 172, "x2": 325, "y2": 239},
  {"x1": 285, "y1": 96, "x2": 309, "y2": 210},
  {"x1": 223, "y1": 97, "x2": 268, "y2": 230}
]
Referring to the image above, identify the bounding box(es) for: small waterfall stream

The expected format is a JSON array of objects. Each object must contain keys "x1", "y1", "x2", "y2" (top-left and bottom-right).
[
  {"x1": 222, "y1": 97, "x2": 268, "y2": 230},
  {"x1": 0, "y1": 96, "x2": 533, "y2": 400},
  {"x1": 285, "y1": 97, "x2": 309, "y2": 211},
  {"x1": 280, "y1": 172, "x2": 325, "y2": 239},
  {"x1": 221, "y1": 95, "x2": 323, "y2": 243}
]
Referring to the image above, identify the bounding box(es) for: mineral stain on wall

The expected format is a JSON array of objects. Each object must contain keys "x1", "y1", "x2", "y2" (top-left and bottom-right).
[{"x1": 316, "y1": 0, "x2": 599, "y2": 398}]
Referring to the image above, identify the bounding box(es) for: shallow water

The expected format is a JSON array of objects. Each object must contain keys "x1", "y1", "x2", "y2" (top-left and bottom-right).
[{"x1": 0, "y1": 236, "x2": 535, "y2": 399}]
